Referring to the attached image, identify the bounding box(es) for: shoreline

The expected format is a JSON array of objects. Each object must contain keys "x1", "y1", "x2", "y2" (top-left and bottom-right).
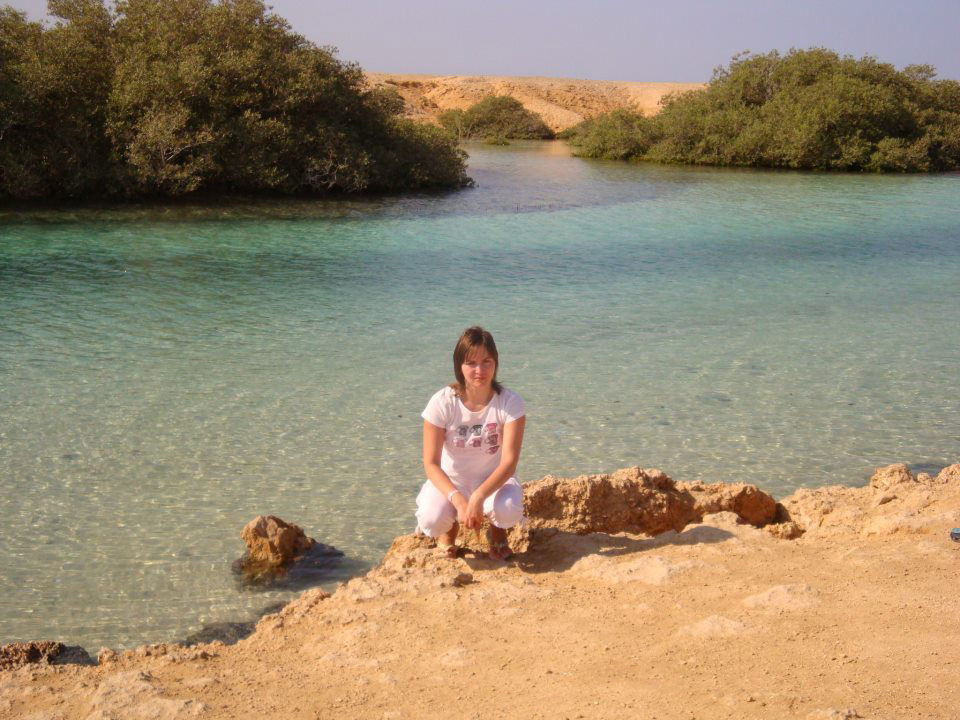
[{"x1": 2, "y1": 461, "x2": 959, "y2": 719}]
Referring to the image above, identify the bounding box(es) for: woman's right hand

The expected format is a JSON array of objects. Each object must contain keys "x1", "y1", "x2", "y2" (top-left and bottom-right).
[{"x1": 451, "y1": 492, "x2": 469, "y2": 525}]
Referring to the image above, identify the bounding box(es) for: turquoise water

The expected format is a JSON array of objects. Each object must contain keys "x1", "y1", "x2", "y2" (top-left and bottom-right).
[{"x1": 1, "y1": 142, "x2": 959, "y2": 651}]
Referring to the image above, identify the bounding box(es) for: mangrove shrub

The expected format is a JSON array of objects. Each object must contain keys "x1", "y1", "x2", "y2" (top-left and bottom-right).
[
  {"x1": 438, "y1": 95, "x2": 554, "y2": 142},
  {"x1": 563, "y1": 49, "x2": 960, "y2": 172},
  {"x1": 0, "y1": 0, "x2": 470, "y2": 200}
]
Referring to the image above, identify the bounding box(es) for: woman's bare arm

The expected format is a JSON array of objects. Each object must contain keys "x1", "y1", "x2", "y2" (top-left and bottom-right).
[{"x1": 423, "y1": 420, "x2": 458, "y2": 498}]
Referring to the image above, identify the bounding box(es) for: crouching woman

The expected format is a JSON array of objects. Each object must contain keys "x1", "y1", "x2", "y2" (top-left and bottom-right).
[{"x1": 416, "y1": 326, "x2": 526, "y2": 560}]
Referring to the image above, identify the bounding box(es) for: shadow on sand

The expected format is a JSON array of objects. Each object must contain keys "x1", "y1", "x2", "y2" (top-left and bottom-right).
[{"x1": 461, "y1": 524, "x2": 736, "y2": 575}]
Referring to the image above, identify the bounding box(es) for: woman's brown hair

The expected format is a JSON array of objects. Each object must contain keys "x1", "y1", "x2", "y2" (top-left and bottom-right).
[{"x1": 450, "y1": 326, "x2": 504, "y2": 397}]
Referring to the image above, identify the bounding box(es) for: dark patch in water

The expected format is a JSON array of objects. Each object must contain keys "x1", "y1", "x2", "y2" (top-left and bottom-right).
[
  {"x1": 182, "y1": 602, "x2": 287, "y2": 646},
  {"x1": 909, "y1": 461, "x2": 950, "y2": 476}
]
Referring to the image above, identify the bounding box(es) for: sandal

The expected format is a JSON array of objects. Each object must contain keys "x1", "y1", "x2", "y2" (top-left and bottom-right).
[
  {"x1": 436, "y1": 541, "x2": 460, "y2": 559},
  {"x1": 486, "y1": 529, "x2": 514, "y2": 561}
]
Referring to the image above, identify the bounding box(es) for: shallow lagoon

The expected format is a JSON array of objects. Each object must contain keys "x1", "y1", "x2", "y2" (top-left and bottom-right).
[{"x1": 1, "y1": 142, "x2": 958, "y2": 651}]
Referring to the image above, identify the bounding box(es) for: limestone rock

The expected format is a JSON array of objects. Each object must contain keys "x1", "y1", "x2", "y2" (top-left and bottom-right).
[
  {"x1": 936, "y1": 463, "x2": 960, "y2": 485},
  {"x1": 0, "y1": 642, "x2": 63, "y2": 670},
  {"x1": 241, "y1": 515, "x2": 315, "y2": 567},
  {"x1": 0, "y1": 641, "x2": 93, "y2": 670},
  {"x1": 780, "y1": 460, "x2": 960, "y2": 539},
  {"x1": 869, "y1": 463, "x2": 915, "y2": 491},
  {"x1": 765, "y1": 521, "x2": 804, "y2": 540},
  {"x1": 677, "y1": 480, "x2": 778, "y2": 527},
  {"x1": 234, "y1": 516, "x2": 343, "y2": 587},
  {"x1": 521, "y1": 466, "x2": 697, "y2": 535}
]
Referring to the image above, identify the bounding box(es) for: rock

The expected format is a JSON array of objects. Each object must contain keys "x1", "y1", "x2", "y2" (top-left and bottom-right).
[
  {"x1": 677, "y1": 480, "x2": 778, "y2": 526},
  {"x1": 521, "y1": 466, "x2": 697, "y2": 535},
  {"x1": 765, "y1": 521, "x2": 804, "y2": 539},
  {"x1": 936, "y1": 463, "x2": 960, "y2": 485},
  {"x1": 518, "y1": 466, "x2": 777, "y2": 539},
  {"x1": 779, "y1": 460, "x2": 960, "y2": 539},
  {"x1": 234, "y1": 516, "x2": 343, "y2": 587},
  {"x1": 451, "y1": 572, "x2": 473, "y2": 587},
  {"x1": 241, "y1": 515, "x2": 315, "y2": 567},
  {"x1": 0, "y1": 641, "x2": 94, "y2": 670},
  {"x1": 869, "y1": 463, "x2": 915, "y2": 491}
]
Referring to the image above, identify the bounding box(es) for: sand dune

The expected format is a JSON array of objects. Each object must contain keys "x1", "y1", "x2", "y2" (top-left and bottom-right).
[{"x1": 365, "y1": 73, "x2": 705, "y2": 131}]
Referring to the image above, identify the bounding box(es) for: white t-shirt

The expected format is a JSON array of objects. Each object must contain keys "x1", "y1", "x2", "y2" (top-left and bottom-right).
[{"x1": 421, "y1": 386, "x2": 525, "y2": 490}]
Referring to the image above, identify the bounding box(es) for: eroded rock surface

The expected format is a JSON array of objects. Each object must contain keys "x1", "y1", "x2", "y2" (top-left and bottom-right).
[
  {"x1": 521, "y1": 466, "x2": 778, "y2": 536},
  {"x1": 779, "y1": 462, "x2": 960, "y2": 539},
  {"x1": 240, "y1": 515, "x2": 314, "y2": 567},
  {"x1": 234, "y1": 515, "x2": 343, "y2": 586},
  {"x1": 521, "y1": 466, "x2": 697, "y2": 535},
  {"x1": 0, "y1": 641, "x2": 93, "y2": 670},
  {"x1": 676, "y1": 480, "x2": 778, "y2": 527}
]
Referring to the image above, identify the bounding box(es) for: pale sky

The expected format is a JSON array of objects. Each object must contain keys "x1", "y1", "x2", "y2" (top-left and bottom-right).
[{"x1": 8, "y1": 0, "x2": 960, "y2": 82}]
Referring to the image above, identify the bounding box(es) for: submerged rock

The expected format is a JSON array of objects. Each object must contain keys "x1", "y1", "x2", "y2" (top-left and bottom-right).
[
  {"x1": 234, "y1": 515, "x2": 344, "y2": 587},
  {"x1": 241, "y1": 515, "x2": 315, "y2": 566}
]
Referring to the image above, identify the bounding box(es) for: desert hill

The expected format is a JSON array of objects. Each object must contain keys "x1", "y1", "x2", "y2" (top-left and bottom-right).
[{"x1": 364, "y1": 73, "x2": 705, "y2": 132}]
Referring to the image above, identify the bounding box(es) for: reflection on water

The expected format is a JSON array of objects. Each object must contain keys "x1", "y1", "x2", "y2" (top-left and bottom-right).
[{"x1": 1, "y1": 141, "x2": 959, "y2": 651}]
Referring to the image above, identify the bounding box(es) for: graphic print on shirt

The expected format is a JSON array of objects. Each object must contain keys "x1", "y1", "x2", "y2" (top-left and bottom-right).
[{"x1": 453, "y1": 423, "x2": 500, "y2": 455}]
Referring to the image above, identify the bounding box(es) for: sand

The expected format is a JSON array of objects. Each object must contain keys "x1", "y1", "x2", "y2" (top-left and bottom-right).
[
  {"x1": 3, "y1": 462, "x2": 959, "y2": 719},
  {"x1": 364, "y1": 73, "x2": 705, "y2": 132}
]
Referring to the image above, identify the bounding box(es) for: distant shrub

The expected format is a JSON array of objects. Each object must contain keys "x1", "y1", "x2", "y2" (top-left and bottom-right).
[
  {"x1": 563, "y1": 48, "x2": 960, "y2": 172},
  {"x1": 438, "y1": 95, "x2": 554, "y2": 141}
]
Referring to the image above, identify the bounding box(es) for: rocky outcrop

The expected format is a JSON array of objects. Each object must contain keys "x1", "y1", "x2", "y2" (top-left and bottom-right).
[
  {"x1": 0, "y1": 641, "x2": 93, "y2": 670},
  {"x1": 676, "y1": 480, "x2": 779, "y2": 527},
  {"x1": 779, "y1": 462, "x2": 960, "y2": 539},
  {"x1": 521, "y1": 466, "x2": 696, "y2": 535},
  {"x1": 934, "y1": 463, "x2": 960, "y2": 485},
  {"x1": 868, "y1": 463, "x2": 916, "y2": 491},
  {"x1": 519, "y1": 466, "x2": 779, "y2": 537}
]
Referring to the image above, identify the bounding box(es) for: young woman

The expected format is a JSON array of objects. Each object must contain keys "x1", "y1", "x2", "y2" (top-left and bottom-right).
[{"x1": 416, "y1": 326, "x2": 526, "y2": 560}]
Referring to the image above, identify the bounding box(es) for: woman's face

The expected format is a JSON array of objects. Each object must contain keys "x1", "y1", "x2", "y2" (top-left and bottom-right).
[{"x1": 461, "y1": 348, "x2": 497, "y2": 390}]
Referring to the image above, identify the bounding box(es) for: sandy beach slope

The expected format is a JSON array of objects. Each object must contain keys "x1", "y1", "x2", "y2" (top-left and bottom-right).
[
  {"x1": 2, "y1": 463, "x2": 959, "y2": 720},
  {"x1": 364, "y1": 73, "x2": 705, "y2": 131}
]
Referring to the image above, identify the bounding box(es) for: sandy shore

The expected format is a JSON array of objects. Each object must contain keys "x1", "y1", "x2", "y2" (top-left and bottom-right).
[
  {"x1": 2, "y1": 463, "x2": 959, "y2": 720},
  {"x1": 364, "y1": 73, "x2": 704, "y2": 132}
]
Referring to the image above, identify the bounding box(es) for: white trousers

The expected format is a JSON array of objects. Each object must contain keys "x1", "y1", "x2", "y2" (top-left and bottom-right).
[{"x1": 415, "y1": 477, "x2": 524, "y2": 538}]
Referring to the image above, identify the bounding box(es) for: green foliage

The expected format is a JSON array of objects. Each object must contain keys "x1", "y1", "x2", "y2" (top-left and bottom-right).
[
  {"x1": 564, "y1": 49, "x2": 960, "y2": 172},
  {"x1": 438, "y1": 95, "x2": 554, "y2": 141},
  {"x1": 0, "y1": 1, "x2": 115, "y2": 197},
  {"x1": 0, "y1": 0, "x2": 469, "y2": 200},
  {"x1": 556, "y1": 109, "x2": 655, "y2": 160}
]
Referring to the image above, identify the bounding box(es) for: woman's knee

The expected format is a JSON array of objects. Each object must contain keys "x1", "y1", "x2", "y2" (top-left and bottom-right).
[
  {"x1": 487, "y1": 480, "x2": 524, "y2": 529},
  {"x1": 415, "y1": 484, "x2": 456, "y2": 537}
]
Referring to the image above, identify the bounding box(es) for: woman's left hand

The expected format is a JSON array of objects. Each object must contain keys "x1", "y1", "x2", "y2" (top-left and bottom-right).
[{"x1": 464, "y1": 493, "x2": 485, "y2": 529}]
